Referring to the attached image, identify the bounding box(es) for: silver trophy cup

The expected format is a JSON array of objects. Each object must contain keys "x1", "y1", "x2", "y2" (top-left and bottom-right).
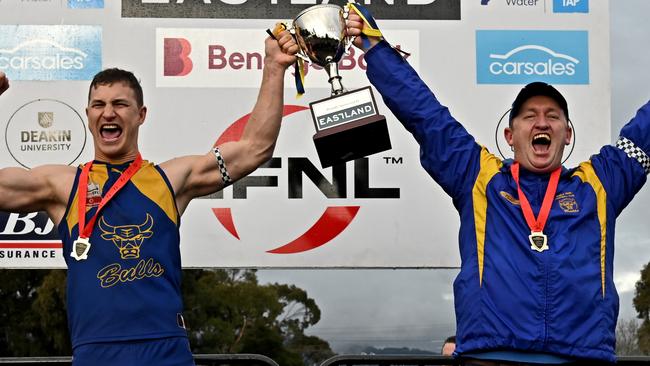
[
  {"x1": 293, "y1": 4, "x2": 352, "y2": 96},
  {"x1": 289, "y1": 4, "x2": 391, "y2": 168}
]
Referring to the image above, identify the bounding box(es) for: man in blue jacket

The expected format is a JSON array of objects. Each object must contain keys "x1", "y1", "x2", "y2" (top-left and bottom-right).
[{"x1": 347, "y1": 12, "x2": 648, "y2": 365}]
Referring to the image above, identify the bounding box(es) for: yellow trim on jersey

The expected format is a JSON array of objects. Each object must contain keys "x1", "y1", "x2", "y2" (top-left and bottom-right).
[
  {"x1": 131, "y1": 161, "x2": 178, "y2": 225},
  {"x1": 66, "y1": 163, "x2": 109, "y2": 237},
  {"x1": 472, "y1": 148, "x2": 503, "y2": 286},
  {"x1": 572, "y1": 161, "x2": 608, "y2": 298}
]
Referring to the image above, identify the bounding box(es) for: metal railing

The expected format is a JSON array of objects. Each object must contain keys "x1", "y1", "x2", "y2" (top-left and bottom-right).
[
  {"x1": 0, "y1": 354, "x2": 279, "y2": 366},
  {"x1": 318, "y1": 354, "x2": 650, "y2": 366},
  {"x1": 2, "y1": 354, "x2": 650, "y2": 365},
  {"x1": 319, "y1": 354, "x2": 456, "y2": 365}
]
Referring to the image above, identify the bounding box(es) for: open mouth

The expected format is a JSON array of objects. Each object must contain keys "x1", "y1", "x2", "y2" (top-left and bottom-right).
[
  {"x1": 532, "y1": 133, "x2": 551, "y2": 153},
  {"x1": 100, "y1": 124, "x2": 122, "y2": 140}
]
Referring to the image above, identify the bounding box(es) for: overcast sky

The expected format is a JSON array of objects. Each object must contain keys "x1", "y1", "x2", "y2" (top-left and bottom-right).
[{"x1": 258, "y1": 0, "x2": 650, "y2": 354}]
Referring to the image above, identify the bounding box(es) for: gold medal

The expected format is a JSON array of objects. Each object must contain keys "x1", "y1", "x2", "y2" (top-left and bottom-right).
[
  {"x1": 511, "y1": 163, "x2": 561, "y2": 254},
  {"x1": 71, "y1": 237, "x2": 91, "y2": 261},
  {"x1": 529, "y1": 231, "x2": 549, "y2": 253}
]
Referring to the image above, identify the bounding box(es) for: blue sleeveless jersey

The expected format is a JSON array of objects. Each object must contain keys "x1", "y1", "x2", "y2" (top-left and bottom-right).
[{"x1": 58, "y1": 160, "x2": 188, "y2": 347}]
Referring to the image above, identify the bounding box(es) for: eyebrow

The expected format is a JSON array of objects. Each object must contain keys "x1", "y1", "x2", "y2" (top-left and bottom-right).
[{"x1": 89, "y1": 97, "x2": 131, "y2": 105}]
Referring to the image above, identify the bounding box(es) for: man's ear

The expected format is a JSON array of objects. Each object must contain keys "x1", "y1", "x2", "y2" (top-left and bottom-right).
[
  {"x1": 565, "y1": 122, "x2": 573, "y2": 145},
  {"x1": 138, "y1": 106, "x2": 147, "y2": 125},
  {"x1": 504, "y1": 126, "x2": 514, "y2": 147}
]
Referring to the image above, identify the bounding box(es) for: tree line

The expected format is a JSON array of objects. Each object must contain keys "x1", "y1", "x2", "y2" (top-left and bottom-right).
[{"x1": 0, "y1": 268, "x2": 334, "y2": 366}]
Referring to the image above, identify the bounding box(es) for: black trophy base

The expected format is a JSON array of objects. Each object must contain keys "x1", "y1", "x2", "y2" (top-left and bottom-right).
[{"x1": 313, "y1": 114, "x2": 391, "y2": 168}]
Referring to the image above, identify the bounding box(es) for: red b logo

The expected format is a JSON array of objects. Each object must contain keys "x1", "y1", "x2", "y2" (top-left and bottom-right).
[{"x1": 164, "y1": 38, "x2": 193, "y2": 76}]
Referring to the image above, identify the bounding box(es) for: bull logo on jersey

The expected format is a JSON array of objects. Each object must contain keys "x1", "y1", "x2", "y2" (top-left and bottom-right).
[{"x1": 98, "y1": 214, "x2": 154, "y2": 259}]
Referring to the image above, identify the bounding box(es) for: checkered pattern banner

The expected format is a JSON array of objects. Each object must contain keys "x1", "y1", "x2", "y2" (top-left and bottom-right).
[
  {"x1": 616, "y1": 136, "x2": 650, "y2": 175},
  {"x1": 213, "y1": 147, "x2": 232, "y2": 185}
]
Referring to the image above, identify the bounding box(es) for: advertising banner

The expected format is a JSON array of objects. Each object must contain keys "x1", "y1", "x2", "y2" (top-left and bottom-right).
[{"x1": 0, "y1": 0, "x2": 610, "y2": 268}]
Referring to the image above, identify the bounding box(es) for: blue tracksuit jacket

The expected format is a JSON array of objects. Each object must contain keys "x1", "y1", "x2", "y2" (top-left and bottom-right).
[{"x1": 365, "y1": 41, "x2": 650, "y2": 362}]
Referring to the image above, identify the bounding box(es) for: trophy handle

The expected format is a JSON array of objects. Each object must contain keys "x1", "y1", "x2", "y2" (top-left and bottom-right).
[{"x1": 342, "y1": 5, "x2": 357, "y2": 56}]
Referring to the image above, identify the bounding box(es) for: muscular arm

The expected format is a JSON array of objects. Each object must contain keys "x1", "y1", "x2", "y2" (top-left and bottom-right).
[
  {"x1": 162, "y1": 33, "x2": 297, "y2": 214},
  {"x1": 0, "y1": 165, "x2": 76, "y2": 224},
  {"x1": 0, "y1": 72, "x2": 75, "y2": 224}
]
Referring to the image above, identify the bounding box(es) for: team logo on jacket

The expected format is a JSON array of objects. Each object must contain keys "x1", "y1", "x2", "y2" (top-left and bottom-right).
[
  {"x1": 99, "y1": 214, "x2": 154, "y2": 259},
  {"x1": 500, "y1": 191, "x2": 520, "y2": 205},
  {"x1": 556, "y1": 192, "x2": 579, "y2": 213}
]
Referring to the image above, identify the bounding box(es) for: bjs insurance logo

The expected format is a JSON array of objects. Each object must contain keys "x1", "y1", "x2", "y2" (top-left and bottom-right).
[
  {"x1": 0, "y1": 25, "x2": 102, "y2": 81},
  {"x1": 476, "y1": 30, "x2": 589, "y2": 85}
]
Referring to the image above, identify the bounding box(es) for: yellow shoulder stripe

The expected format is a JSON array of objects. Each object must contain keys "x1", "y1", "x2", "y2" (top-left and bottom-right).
[
  {"x1": 472, "y1": 147, "x2": 503, "y2": 287},
  {"x1": 572, "y1": 161, "x2": 608, "y2": 298},
  {"x1": 131, "y1": 162, "x2": 179, "y2": 225}
]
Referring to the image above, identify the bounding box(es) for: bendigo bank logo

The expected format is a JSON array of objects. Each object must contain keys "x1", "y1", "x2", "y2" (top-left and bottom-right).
[
  {"x1": 155, "y1": 28, "x2": 417, "y2": 88},
  {"x1": 476, "y1": 30, "x2": 589, "y2": 84},
  {"x1": 164, "y1": 38, "x2": 193, "y2": 76},
  {"x1": 207, "y1": 106, "x2": 400, "y2": 254}
]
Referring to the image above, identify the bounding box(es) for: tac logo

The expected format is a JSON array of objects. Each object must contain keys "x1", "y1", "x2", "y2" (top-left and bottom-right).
[
  {"x1": 476, "y1": 30, "x2": 589, "y2": 84},
  {"x1": 554, "y1": 0, "x2": 588, "y2": 13},
  {"x1": 68, "y1": 0, "x2": 104, "y2": 9},
  {"x1": 206, "y1": 105, "x2": 400, "y2": 254},
  {"x1": 164, "y1": 38, "x2": 193, "y2": 77},
  {"x1": 5, "y1": 99, "x2": 87, "y2": 168}
]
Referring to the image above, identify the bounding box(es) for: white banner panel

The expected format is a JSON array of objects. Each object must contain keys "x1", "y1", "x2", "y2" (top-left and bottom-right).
[{"x1": 0, "y1": 0, "x2": 610, "y2": 268}]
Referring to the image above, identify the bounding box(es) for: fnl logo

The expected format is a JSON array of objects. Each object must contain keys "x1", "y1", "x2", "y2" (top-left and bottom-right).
[
  {"x1": 554, "y1": 0, "x2": 588, "y2": 13},
  {"x1": 476, "y1": 30, "x2": 589, "y2": 84},
  {"x1": 164, "y1": 38, "x2": 193, "y2": 76},
  {"x1": 209, "y1": 106, "x2": 400, "y2": 254}
]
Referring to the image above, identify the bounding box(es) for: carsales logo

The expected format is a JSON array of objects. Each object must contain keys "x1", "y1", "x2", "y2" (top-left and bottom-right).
[
  {"x1": 156, "y1": 28, "x2": 419, "y2": 88},
  {"x1": 0, "y1": 25, "x2": 102, "y2": 81},
  {"x1": 476, "y1": 30, "x2": 589, "y2": 84}
]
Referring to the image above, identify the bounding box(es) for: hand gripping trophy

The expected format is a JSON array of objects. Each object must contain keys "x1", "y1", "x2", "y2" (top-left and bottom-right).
[{"x1": 279, "y1": 2, "x2": 392, "y2": 168}]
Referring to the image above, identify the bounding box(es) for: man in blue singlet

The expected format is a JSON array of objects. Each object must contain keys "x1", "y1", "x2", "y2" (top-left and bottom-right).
[
  {"x1": 346, "y1": 10, "x2": 649, "y2": 366},
  {"x1": 0, "y1": 31, "x2": 297, "y2": 366}
]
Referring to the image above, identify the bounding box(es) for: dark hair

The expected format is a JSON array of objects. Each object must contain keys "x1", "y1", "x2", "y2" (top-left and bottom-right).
[
  {"x1": 88, "y1": 68, "x2": 143, "y2": 107},
  {"x1": 509, "y1": 82, "x2": 569, "y2": 126},
  {"x1": 441, "y1": 335, "x2": 456, "y2": 353}
]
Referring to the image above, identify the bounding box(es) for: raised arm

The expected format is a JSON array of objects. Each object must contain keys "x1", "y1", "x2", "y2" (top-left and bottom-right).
[
  {"x1": 162, "y1": 31, "x2": 298, "y2": 214},
  {"x1": 589, "y1": 100, "x2": 650, "y2": 215},
  {"x1": 0, "y1": 164, "x2": 76, "y2": 224},
  {"x1": 0, "y1": 72, "x2": 76, "y2": 223},
  {"x1": 346, "y1": 12, "x2": 482, "y2": 198}
]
